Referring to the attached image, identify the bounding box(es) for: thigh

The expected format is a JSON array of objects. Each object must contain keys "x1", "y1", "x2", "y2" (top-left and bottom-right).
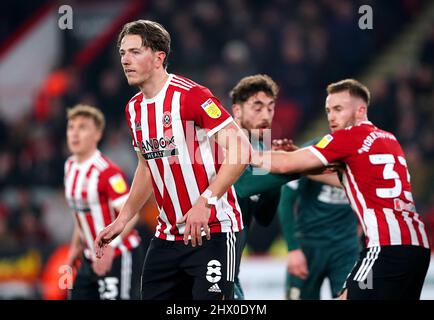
[
  {"x1": 328, "y1": 246, "x2": 359, "y2": 298},
  {"x1": 102, "y1": 245, "x2": 145, "y2": 300},
  {"x1": 70, "y1": 257, "x2": 99, "y2": 300},
  {"x1": 184, "y1": 232, "x2": 241, "y2": 300},
  {"x1": 141, "y1": 237, "x2": 190, "y2": 300},
  {"x1": 286, "y1": 246, "x2": 326, "y2": 300},
  {"x1": 346, "y1": 246, "x2": 430, "y2": 300}
]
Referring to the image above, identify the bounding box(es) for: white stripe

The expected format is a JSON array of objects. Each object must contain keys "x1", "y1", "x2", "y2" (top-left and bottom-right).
[
  {"x1": 128, "y1": 100, "x2": 138, "y2": 148},
  {"x1": 402, "y1": 211, "x2": 419, "y2": 246},
  {"x1": 77, "y1": 212, "x2": 95, "y2": 257},
  {"x1": 171, "y1": 91, "x2": 200, "y2": 206},
  {"x1": 173, "y1": 75, "x2": 196, "y2": 87},
  {"x1": 207, "y1": 117, "x2": 233, "y2": 138},
  {"x1": 341, "y1": 172, "x2": 367, "y2": 235},
  {"x1": 413, "y1": 213, "x2": 430, "y2": 248},
  {"x1": 88, "y1": 168, "x2": 106, "y2": 235},
  {"x1": 383, "y1": 208, "x2": 402, "y2": 245},
  {"x1": 64, "y1": 164, "x2": 77, "y2": 207},
  {"x1": 128, "y1": 234, "x2": 139, "y2": 248},
  {"x1": 155, "y1": 89, "x2": 184, "y2": 233},
  {"x1": 226, "y1": 232, "x2": 235, "y2": 281},
  {"x1": 358, "y1": 246, "x2": 380, "y2": 282},
  {"x1": 196, "y1": 127, "x2": 232, "y2": 231},
  {"x1": 140, "y1": 98, "x2": 174, "y2": 240},
  {"x1": 346, "y1": 166, "x2": 380, "y2": 247},
  {"x1": 170, "y1": 82, "x2": 191, "y2": 91},
  {"x1": 306, "y1": 146, "x2": 329, "y2": 166},
  {"x1": 120, "y1": 249, "x2": 132, "y2": 299},
  {"x1": 171, "y1": 77, "x2": 193, "y2": 88},
  {"x1": 353, "y1": 246, "x2": 375, "y2": 281},
  {"x1": 111, "y1": 193, "x2": 129, "y2": 210}
]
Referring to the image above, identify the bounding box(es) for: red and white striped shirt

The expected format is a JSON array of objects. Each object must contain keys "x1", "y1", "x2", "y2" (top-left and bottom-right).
[
  {"x1": 64, "y1": 150, "x2": 140, "y2": 258},
  {"x1": 309, "y1": 121, "x2": 429, "y2": 248},
  {"x1": 125, "y1": 74, "x2": 243, "y2": 241}
]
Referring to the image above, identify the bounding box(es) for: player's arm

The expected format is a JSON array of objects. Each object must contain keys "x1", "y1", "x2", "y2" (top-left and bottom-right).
[
  {"x1": 251, "y1": 148, "x2": 325, "y2": 174},
  {"x1": 235, "y1": 166, "x2": 299, "y2": 198},
  {"x1": 178, "y1": 121, "x2": 251, "y2": 246},
  {"x1": 95, "y1": 152, "x2": 152, "y2": 256}
]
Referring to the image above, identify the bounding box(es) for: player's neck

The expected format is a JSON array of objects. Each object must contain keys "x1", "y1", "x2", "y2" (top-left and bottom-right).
[
  {"x1": 75, "y1": 148, "x2": 98, "y2": 164},
  {"x1": 139, "y1": 70, "x2": 169, "y2": 100}
]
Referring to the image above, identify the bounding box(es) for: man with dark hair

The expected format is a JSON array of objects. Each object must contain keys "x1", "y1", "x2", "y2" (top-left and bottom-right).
[
  {"x1": 65, "y1": 104, "x2": 143, "y2": 300},
  {"x1": 251, "y1": 78, "x2": 430, "y2": 300},
  {"x1": 95, "y1": 20, "x2": 251, "y2": 300},
  {"x1": 230, "y1": 74, "x2": 298, "y2": 299}
]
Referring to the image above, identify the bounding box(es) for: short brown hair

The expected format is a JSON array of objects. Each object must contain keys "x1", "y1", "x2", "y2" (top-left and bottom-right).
[
  {"x1": 117, "y1": 20, "x2": 171, "y2": 68},
  {"x1": 230, "y1": 74, "x2": 279, "y2": 105},
  {"x1": 326, "y1": 79, "x2": 371, "y2": 106},
  {"x1": 67, "y1": 104, "x2": 105, "y2": 132}
]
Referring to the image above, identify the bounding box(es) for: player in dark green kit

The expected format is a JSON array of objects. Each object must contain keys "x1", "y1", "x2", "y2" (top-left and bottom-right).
[
  {"x1": 278, "y1": 138, "x2": 360, "y2": 300},
  {"x1": 230, "y1": 75, "x2": 299, "y2": 299}
]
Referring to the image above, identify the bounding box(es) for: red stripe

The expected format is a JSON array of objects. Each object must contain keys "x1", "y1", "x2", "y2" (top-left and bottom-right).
[
  {"x1": 148, "y1": 101, "x2": 179, "y2": 235},
  {"x1": 191, "y1": 125, "x2": 219, "y2": 226},
  {"x1": 227, "y1": 187, "x2": 242, "y2": 230},
  {"x1": 85, "y1": 213, "x2": 97, "y2": 240},
  {"x1": 148, "y1": 170, "x2": 167, "y2": 239},
  {"x1": 395, "y1": 212, "x2": 412, "y2": 245},
  {"x1": 164, "y1": 87, "x2": 192, "y2": 215},
  {"x1": 71, "y1": 169, "x2": 80, "y2": 211},
  {"x1": 80, "y1": 164, "x2": 94, "y2": 206},
  {"x1": 409, "y1": 212, "x2": 423, "y2": 246},
  {"x1": 377, "y1": 209, "x2": 391, "y2": 246}
]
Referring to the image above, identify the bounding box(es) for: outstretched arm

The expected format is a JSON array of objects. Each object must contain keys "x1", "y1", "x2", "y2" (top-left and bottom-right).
[{"x1": 251, "y1": 148, "x2": 325, "y2": 174}]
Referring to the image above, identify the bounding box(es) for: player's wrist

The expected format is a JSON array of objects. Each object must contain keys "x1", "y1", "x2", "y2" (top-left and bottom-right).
[{"x1": 200, "y1": 189, "x2": 217, "y2": 209}]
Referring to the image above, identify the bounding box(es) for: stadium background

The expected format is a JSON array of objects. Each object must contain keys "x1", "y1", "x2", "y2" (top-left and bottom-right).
[{"x1": 0, "y1": 0, "x2": 433, "y2": 299}]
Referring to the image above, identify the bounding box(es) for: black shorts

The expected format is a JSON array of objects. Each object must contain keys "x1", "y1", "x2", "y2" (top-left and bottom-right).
[
  {"x1": 70, "y1": 244, "x2": 144, "y2": 300},
  {"x1": 344, "y1": 245, "x2": 430, "y2": 300},
  {"x1": 141, "y1": 231, "x2": 242, "y2": 300}
]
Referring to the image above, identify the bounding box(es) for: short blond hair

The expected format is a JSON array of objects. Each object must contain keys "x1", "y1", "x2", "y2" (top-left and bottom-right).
[
  {"x1": 67, "y1": 104, "x2": 105, "y2": 131},
  {"x1": 326, "y1": 79, "x2": 371, "y2": 106}
]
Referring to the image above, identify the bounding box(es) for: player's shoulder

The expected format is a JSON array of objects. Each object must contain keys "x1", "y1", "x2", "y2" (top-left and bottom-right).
[
  {"x1": 64, "y1": 155, "x2": 75, "y2": 171},
  {"x1": 94, "y1": 152, "x2": 124, "y2": 177},
  {"x1": 170, "y1": 74, "x2": 210, "y2": 94},
  {"x1": 125, "y1": 91, "x2": 143, "y2": 111}
]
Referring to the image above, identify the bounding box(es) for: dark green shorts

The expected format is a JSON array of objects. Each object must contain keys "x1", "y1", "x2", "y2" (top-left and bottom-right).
[{"x1": 286, "y1": 243, "x2": 359, "y2": 300}]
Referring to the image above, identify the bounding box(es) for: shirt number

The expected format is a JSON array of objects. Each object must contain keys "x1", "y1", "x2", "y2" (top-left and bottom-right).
[{"x1": 369, "y1": 154, "x2": 409, "y2": 199}]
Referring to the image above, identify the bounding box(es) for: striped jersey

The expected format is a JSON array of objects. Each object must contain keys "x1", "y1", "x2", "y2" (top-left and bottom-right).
[
  {"x1": 308, "y1": 121, "x2": 429, "y2": 248},
  {"x1": 125, "y1": 74, "x2": 243, "y2": 241},
  {"x1": 64, "y1": 150, "x2": 140, "y2": 258}
]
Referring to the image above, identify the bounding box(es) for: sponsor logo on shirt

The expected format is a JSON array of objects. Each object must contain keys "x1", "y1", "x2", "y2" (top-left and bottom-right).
[
  {"x1": 315, "y1": 134, "x2": 333, "y2": 149},
  {"x1": 201, "y1": 98, "x2": 221, "y2": 119},
  {"x1": 141, "y1": 136, "x2": 178, "y2": 160},
  {"x1": 109, "y1": 174, "x2": 127, "y2": 194}
]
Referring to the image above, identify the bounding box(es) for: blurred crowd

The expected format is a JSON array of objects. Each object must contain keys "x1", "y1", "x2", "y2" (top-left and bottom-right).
[{"x1": 0, "y1": 0, "x2": 433, "y2": 256}]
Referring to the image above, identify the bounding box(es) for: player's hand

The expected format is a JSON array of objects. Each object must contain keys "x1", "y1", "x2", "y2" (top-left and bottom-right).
[
  {"x1": 287, "y1": 249, "x2": 309, "y2": 280},
  {"x1": 94, "y1": 218, "x2": 126, "y2": 259},
  {"x1": 272, "y1": 138, "x2": 299, "y2": 152},
  {"x1": 177, "y1": 197, "x2": 211, "y2": 247},
  {"x1": 92, "y1": 244, "x2": 115, "y2": 276}
]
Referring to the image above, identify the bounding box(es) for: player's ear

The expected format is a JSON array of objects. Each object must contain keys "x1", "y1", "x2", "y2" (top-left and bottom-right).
[
  {"x1": 232, "y1": 104, "x2": 242, "y2": 119},
  {"x1": 155, "y1": 51, "x2": 166, "y2": 68}
]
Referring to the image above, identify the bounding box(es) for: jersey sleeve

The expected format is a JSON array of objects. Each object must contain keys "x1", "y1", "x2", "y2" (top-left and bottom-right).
[
  {"x1": 307, "y1": 130, "x2": 354, "y2": 165},
  {"x1": 185, "y1": 86, "x2": 233, "y2": 137},
  {"x1": 125, "y1": 101, "x2": 140, "y2": 152},
  {"x1": 99, "y1": 167, "x2": 130, "y2": 209}
]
